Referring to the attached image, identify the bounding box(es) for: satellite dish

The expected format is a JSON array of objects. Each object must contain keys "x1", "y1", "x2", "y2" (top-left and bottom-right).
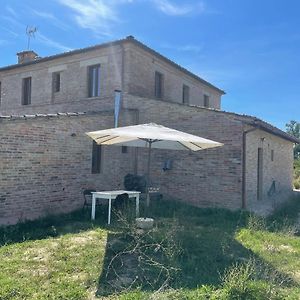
[{"x1": 26, "y1": 26, "x2": 38, "y2": 50}]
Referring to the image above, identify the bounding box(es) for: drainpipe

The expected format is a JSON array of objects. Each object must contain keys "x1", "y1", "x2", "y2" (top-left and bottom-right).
[{"x1": 242, "y1": 126, "x2": 258, "y2": 209}]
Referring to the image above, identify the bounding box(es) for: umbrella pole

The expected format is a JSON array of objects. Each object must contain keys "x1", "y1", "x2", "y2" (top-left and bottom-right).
[{"x1": 146, "y1": 140, "x2": 152, "y2": 207}]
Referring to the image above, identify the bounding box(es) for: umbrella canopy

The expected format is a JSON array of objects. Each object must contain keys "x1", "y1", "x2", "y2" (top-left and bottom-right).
[
  {"x1": 86, "y1": 123, "x2": 223, "y2": 207},
  {"x1": 86, "y1": 123, "x2": 223, "y2": 151}
]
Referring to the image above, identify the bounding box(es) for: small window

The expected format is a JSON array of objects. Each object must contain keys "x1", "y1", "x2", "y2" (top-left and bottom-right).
[
  {"x1": 22, "y1": 77, "x2": 31, "y2": 105},
  {"x1": 122, "y1": 146, "x2": 128, "y2": 153},
  {"x1": 271, "y1": 149, "x2": 274, "y2": 162},
  {"x1": 182, "y1": 84, "x2": 190, "y2": 104},
  {"x1": 88, "y1": 64, "x2": 101, "y2": 97},
  {"x1": 91, "y1": 141, "x2": 102, "y2": 174},
  {"x1": 52, "y1": 72, "x2": 61, "y2": 93},
  {"x1": 204, "y1": 94, "x2": 209, "y2": 108},
  {"x1": 155, "y1": 71, "x2": 163, "y2": 99},
  {"x1": 0, "y1": 81, "x2": 2, "y2": 106}
]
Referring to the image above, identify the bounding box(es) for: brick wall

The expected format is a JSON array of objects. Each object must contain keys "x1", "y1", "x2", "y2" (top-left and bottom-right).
[
  {"x1": 124, "y1": 43, "x2": 222, "y2": 108},
  {"x1": 0, "y1": 93, "x2": 294, "y2": 225},
  {"x1": 245, "y1": 128, "x2": 294, "y2": 213},
  {"x1": 122, "y1": 94, "x2": 244, "y2": 209},
  {"x1": 0, "y1": 44, "x2": 123, "y2": 114},
  {"x1": 0, "y1": 39, "x2": 223, "y2": 116},
  {"x1": 0, "y1": 111, "x2": 136, "y2": 225}
]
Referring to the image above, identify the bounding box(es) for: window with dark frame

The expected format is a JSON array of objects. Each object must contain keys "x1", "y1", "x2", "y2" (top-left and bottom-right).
[
  {"x1": 91, "y1": 141, "x2": 102, "y2": 174},
  {"x1": 155, "y1": 71, "x2": 163, "y2": 99},
  {"x1": 271, "y1": 149, "x2": 274, "y2": 162},
  {"x1": 88, "y1": 64, "x2": 101, "y2": 97},
  {"x1": 22, "y1": 77, "x2": 31, "y2": 105},
  {"x1": 121, "y1": 146, "x2": 128, "y2": 153},
  {"x1": 204, "y1": 94, "x2": 209, "y2": 108},
  {"x1": 182, "y1": 84, "x2": 190, "y2": 104},
  {"x1": 52, "y1": 72, "x2": 61, "y2": 93}
]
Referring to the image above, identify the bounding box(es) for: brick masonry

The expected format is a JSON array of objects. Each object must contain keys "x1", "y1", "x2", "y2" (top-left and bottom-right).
[
  {"x1": 0, "y1": 38, "x2": 295, "y2": 224},
  {"x1": 0, "y1": 96, "x2": 295, "y2": 225},
  {"x1": 0, "y1": 111, "x2": 136, "y2": 225},
  {"x1": 245, "y1": 127, "x2": 294, "y2": 213},
  {"x1": 0, "y1": 39, "x2": 222, "y2": 116}
]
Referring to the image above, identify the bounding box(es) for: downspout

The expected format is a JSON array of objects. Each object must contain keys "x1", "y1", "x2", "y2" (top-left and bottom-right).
[{"x1": 242, "y1": 126, "x2": 258, "y2": 209}]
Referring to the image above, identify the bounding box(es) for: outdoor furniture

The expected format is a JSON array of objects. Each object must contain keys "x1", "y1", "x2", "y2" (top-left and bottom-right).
[
  {"x1": 91, "y1": 190, "x2": 140, "y2": 224},
  {"x1": 82, "y1": 189, "x2": 97, "y2": 210},
  {"x1": 86, "y1": 123, "x2": 223, "y2": 209}
]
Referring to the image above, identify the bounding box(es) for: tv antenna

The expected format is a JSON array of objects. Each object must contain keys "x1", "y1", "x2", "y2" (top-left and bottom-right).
[{"x1": 26, "y1": 26, "x2": 37, "y2": 50}]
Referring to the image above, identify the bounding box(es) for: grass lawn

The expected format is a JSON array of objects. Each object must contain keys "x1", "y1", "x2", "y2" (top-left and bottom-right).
[{"x1": 0, "y1": 196, "x2": 300, "y2": 299}]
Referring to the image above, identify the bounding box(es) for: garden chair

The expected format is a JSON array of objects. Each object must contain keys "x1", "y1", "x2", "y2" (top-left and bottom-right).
[{"x1": 82, "y1": 189, "x2": 96, "y2": 210}]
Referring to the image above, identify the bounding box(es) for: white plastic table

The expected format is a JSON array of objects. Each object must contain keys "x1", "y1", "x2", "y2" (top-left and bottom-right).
[{"x1": 91, "y1": 190, "x2": 140, "y2": 224}]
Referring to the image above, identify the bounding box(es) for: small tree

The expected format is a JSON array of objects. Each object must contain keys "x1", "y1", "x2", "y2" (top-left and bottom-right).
[{"x1": 286, "y1": 120, "x2": 300, "y2": 159}]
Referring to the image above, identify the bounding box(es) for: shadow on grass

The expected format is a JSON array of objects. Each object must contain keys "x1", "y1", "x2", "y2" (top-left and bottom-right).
[
  {"x1": 96, "y1": 197, "x2": 298, "y2": 297},
  {"x1": 0, "y1": 205, "x2": 111, "y2": 247},
  {"x1": 1, "y1": 196, "x2": 299, "y2": 298}
]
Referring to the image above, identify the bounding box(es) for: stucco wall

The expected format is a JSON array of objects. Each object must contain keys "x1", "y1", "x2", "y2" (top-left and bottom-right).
[{"x1": 245, "y1": 128, "x2": 294, "y2": 212}]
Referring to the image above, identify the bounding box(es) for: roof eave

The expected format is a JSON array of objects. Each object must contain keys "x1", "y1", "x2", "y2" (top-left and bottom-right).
[{"x1": 241, "y1": 119, "x2": 300, "y2": 144}]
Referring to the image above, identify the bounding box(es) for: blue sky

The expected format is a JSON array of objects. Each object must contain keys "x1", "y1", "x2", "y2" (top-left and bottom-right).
[{"x1": 0, "y1": 0, "x2": 299, "y2": 129}]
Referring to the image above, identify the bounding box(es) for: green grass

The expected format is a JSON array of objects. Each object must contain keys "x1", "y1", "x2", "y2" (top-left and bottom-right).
[{"x1": 0, "y1": 197, "x2": 300, "y2": 299}]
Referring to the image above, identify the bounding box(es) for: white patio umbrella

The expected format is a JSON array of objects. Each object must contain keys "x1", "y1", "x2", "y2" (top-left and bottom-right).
[{"x1": 86, "y1": 123, "x2": 223, "y2": 206}]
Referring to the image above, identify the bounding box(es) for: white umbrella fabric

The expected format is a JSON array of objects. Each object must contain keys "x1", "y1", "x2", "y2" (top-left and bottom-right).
[{"x1": 86, "y1": 123, "x2": 223, "y2": 206}]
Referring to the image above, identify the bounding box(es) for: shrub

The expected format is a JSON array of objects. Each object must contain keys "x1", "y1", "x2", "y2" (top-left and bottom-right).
[{"x1": 293, "y1": 179, "x2": 300, "y2": 189}]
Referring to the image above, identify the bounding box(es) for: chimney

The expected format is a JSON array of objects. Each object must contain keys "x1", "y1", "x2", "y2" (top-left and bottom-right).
[{"x1": 17, "y1": 50, "x2": 39, "y2": 64}]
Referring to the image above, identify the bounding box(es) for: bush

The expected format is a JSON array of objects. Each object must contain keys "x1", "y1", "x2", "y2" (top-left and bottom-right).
[{"x1": 293, "y1": 179, "x2": 300, "y2": 189}]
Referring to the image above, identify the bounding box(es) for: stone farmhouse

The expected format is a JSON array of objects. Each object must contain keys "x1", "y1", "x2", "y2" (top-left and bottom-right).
[{"x1": 0, "y1": 36, "x2": 298, "y2": 225}]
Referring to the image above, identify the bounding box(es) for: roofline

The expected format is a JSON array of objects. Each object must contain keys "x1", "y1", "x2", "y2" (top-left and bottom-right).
[
  {"x1": 1, "y1": 102, "x2": 298, "y2": 144},
  {"x1": 187, "y1": 105, "x2": 300, "y2": 144},
  {"x1": 126, "y1": 37, "x2": 225, "y2": 94},
  {"x1": 0, "y1": 36, "x2": 225, "y2": 95},
  {"x1": 125, "y1": 95, "x2": 299, "y2": 144}
]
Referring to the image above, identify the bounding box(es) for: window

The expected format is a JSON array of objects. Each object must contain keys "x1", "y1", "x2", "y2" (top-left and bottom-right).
[
  {"x1": 22, "y1": 77, "x2": 31, "y2": 105},
  {"x1": 204, "y1": 94, "x2": 209, "y2": 108},
  {"x1": 91, "y1": 141, "x2": 102, "y2": 174},
  {"x1": 182, "y1": 84, "x2": 190, "y2": 104},
  {"x1": 88, "y1": 64, "x2": 101, "y2": 97},
  {"x1": 52, "y1": 72, "x2": 61, "y2": 93},
  {"x1": 122, "y1": 146, "x2": 128, "y2": 153},
  {"x1": 155, "y1": 71, "x2": 163, "y2": 99},
  {"x1": 271, "y1": 149, "x2": 274, "y2": 162}
]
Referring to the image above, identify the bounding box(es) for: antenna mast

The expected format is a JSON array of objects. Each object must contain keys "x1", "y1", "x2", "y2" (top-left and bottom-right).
[{"x1": 26, "y1": 26, "x2": 37, "y2": 50}]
